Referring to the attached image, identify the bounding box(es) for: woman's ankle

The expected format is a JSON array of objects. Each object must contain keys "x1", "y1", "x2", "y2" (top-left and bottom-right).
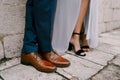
[
  {"x1": 70, "y1": 35, "x2": 81, "y2": 51},
  {"x1": 81, "y1": 34, "x2": 88, "y2": 46},
  {"x1": 70, "y1": 35, "x2": 79, "y2": 43}
]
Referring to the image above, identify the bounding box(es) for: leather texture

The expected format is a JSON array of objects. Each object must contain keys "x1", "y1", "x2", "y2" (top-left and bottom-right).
[
  {"x1": 42, "y1": 50, "x2": 70, "y2": 67},
  {"x1": 21, "y1": 52, "x2": 57, "y2": 72}
]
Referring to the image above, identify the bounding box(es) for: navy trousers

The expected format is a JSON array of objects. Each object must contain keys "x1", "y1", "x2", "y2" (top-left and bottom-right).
[{"x1": 22, "y1": 0, "x2": 56, "y2": 53}]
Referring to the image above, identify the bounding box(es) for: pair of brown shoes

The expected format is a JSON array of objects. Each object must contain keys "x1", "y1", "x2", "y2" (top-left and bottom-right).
[{"x1": 21, "y1": 50, "x2": 70, "y2": 73}]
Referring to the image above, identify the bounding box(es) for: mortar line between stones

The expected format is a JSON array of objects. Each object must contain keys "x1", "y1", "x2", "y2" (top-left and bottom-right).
[
  {"x1": 1, "y1": 62, "x2": 74, "y2": 80},
  {"x1": 55, "y1": 71, "x2": 70, "y2": 80},
  {"x1": 0, "y1": 63, "x2": 70, "y2": 80},
  {"x1": 99, "y1": 42, "x2": 120, "y2": 47},
  {"x1": 94, "y1": 44, "x2": 118, "y2": 55},
  {"x1": 67, "y1": 53, "x2": 104, "y2": 66},
  {"x1": 64, "y1": 52, "x2": 99, "y2": 67},
  {"x1": 78, "y1": 57, "x2": 104, "y2": 66},
  {"x1": 95, "y1": 48, "x2": 119, "y2": 56},
  {"x1": 88, "y1": 55, "x2": 117, "y2": 80},
  {"x1": 111, "y1": 63, "x2": 120, "y2": 68},
  {"x1": 1, "y1": 38, "x2": 5, "y2": 59},
  {"x1": 2, "y1": 33, "x2": 23, "y2": 37},
  {"x1": 108, "y1": 54, "x2": 120, "y2": 67},
  {"x1": 88, "y1": 64, "x2": 109, "y2": 80},
  {"x1": 0, "y1": 63, "x2": 20, "y2": 72},
  {"x1": 1, "y1": 3, "x2": 25, "y2": 7},
  {"x1": 0, "y1": 75, "x2": 4, "y2": 80},
  {"x1": 67, "y1": 44, "x2": 118, "y2": 67}
]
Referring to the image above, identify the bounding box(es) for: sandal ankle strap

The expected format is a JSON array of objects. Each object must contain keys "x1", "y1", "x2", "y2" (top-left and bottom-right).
[
  {"x1": 80, "y1": 32, "x2": 84, "y2": 34},
  {"x1": 73, "y1": 32, "x2": 80, "y2": 35}
]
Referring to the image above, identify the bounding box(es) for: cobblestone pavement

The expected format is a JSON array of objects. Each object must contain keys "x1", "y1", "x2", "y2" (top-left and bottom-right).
[{"x1": 0, "y1": 29, "x2": 120, "y2": 80}]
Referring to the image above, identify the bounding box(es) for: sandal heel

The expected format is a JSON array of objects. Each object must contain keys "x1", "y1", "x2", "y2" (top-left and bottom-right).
[{"x1": 68, "y1": 43, "x2": 73, "y2": 51}]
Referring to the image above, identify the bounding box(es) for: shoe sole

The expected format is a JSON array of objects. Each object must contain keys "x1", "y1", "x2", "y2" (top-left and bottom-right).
[{"x1": 21, "y1": 61, "x2": 57, "y2": 73}]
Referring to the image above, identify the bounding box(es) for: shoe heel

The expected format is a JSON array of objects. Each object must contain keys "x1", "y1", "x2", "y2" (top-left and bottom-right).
[{"x1": 21, "y1": 61, "x2": 30, "y2": 66}]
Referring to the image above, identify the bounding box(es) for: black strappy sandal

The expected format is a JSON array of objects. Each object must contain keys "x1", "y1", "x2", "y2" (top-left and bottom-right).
[
  {"x1": 68, "y1": 33, "x2": 86, "y2": 56},
  {"x1": 81, "y1": 46, "x2": 90, "y2": 52}
]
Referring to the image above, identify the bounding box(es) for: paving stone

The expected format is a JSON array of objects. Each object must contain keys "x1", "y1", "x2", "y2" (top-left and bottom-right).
[
  {"x1": 98, "y1": 23, "x2": 106, "y2": 34},
  {"x1": 103, "y1": 0, "x2": 112, "y2": 8},
  {"x1": 111, "y1": 55, "x2": 120, "y2": 67},
  {"x1": 0, "y1": 58, "x2": 20, "y2": 71},
  {"x1": 0, "y1": 0, "x2": 1, "y2": 2},
  {"x1": 113, "y1": 9, "x2": 120, "y2": 21},
  {"x1": 0, "y1": 78, "x2": 2, "y2": 80},
  {"x1": 4, "y1": 34, "x2": 23, "y2": 58},
  {"x1": 82, "y1": 50, "x2": 114, "y2": 66},
  {"x1": 103, "y1": 9, "x2": 113, "y2": 22},
  {"x1": 105, "y1": 22, "x2": 115, "y2": 32},
  {"x1": 91, "y1": 65, "x2": 120, "y2": 80},
  {"x1": 0, "y1": 4, "x2": 25, "y2": 34},
  {"x1": 67, "y1": 49, "x2": 114, "y2": 66},
  {"x1": 99, "y1": 37, "x2": 120, "y2": 47},
  {"x1": 100, "y1": 32, "x2": 120, "y2": 40},
  {"x1": 96, "y1": 43, "x2": 120, "y2": 55},
  {"x1": 111, "y1": 0, "x2": 120, "y2": 8},
  {"x1": 0, "y1": 64, "x2": 65, "y2": 80},
  {"x1": 56, "y1": 54, "x2": 103, "y2": 80},
  {"x1": 111, "y1": 29, "x2": 120, "y2": 36},
  {"x1": 0, "y1": 41, "x2": 4, "y2": 59},
  {"x1": 110, "y1": 21, "x2": 120, "y2": 30},
  {"x1": 2, "y1": 0, "x2": 25, "y2": 5}
]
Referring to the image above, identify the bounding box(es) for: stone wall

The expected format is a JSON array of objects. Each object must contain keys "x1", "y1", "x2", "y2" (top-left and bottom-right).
[
  {"x1": 98, "y1": 0, "x2": 120, "y2": 33},
  {"x1": 0, "y1": 0, "x2": 25, "y2": 60},
  {"x1": 0, "y1": 0, "x2": 120, "y2": 60}
]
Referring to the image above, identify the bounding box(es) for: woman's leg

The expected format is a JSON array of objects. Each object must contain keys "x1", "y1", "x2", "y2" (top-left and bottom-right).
[
  {"x1": 81, "y1": 25, "x2": 90, "y2": 51},
  {"x1": 70, "y1": 0, "x2": 90, "y2": 51},
  {"x1": 80, "y1": 25, "x2": 90, "y2": 52}
]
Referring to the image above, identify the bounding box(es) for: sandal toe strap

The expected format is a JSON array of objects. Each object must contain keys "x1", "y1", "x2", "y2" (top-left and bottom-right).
[
  {"x1": 81, "y1": 46, "x2": 89, "y2": 49},
  {"x1": 75, "y1": 50, "x2": 86, "y2": 56}
]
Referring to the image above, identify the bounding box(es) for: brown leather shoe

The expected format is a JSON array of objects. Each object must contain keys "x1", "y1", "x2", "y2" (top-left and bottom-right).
[
  {"x1": 21, "y1": 52, "x2": 56, "y2": 72},
  {"x1": 42, "y1": 50, "x2": 70, "y2": 67}
]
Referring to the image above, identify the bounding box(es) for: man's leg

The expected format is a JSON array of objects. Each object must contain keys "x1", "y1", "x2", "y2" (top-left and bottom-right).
[
  {"x1": 21, "y1": 0, "x2": 56, "y2": 72},
  {"x1": 22, "y1": 0, "x2": 38, "y2": 53},
  {"x1": 33, "y1": 0, "x2": 57, "y2": 52},
  {"x1": 33, "y1": 0, "x2": 70, "y2": 67}
]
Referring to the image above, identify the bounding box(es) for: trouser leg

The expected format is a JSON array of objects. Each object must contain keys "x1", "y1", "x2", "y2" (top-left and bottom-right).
[
  {"x1": 33, "y1": 0, "x2": 57, "y2": 52},
  {"x1": 22, "y1": 0, "x2": 38, "y2": 53}
]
